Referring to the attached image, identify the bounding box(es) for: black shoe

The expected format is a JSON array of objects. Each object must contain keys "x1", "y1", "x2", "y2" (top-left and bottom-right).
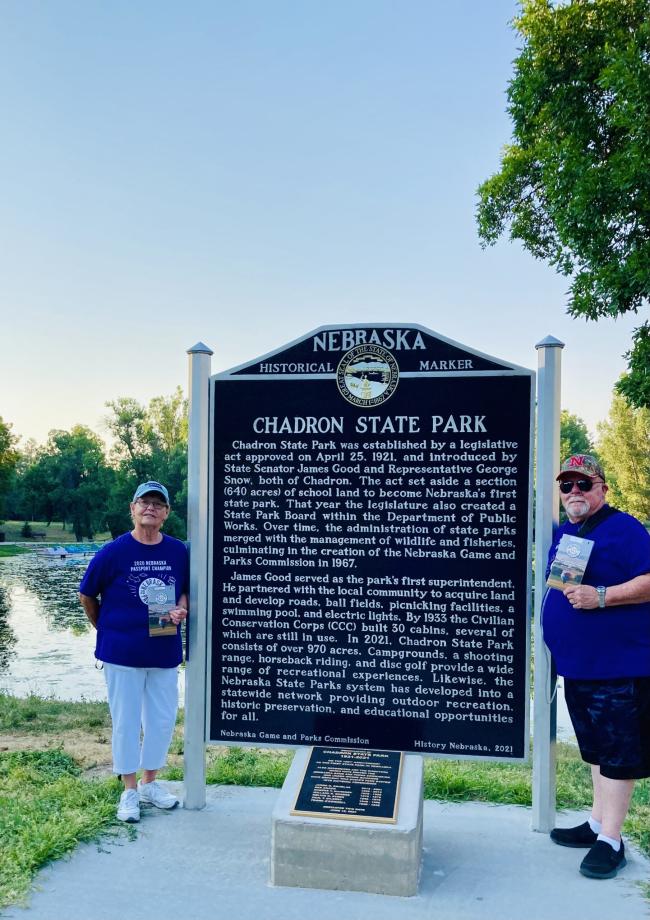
[
  {"x1": 579, "y1": 840, "x2": 626, "y2": 879},
  {"x1": 550, "y1": 821, "x2": 598, "y2": 848}
]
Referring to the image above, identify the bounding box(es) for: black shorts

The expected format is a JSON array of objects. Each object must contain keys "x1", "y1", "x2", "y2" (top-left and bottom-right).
[{"x1": 564, "y1": 677, "x2": 650, "y2": 780}]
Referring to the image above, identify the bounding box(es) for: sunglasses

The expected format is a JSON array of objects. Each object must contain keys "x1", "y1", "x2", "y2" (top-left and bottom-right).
[{"x1": 559, "y1": 479, "x2": 603, "y2": 495}]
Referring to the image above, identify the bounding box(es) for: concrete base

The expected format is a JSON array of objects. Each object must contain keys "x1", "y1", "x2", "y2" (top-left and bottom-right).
[{"x1": 271, "y1": 748, "x2": 423, "y2": 897}]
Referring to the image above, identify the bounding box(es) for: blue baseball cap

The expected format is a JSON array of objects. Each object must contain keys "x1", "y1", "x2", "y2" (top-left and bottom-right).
[{"x1": 132, "y1": 481, "x2": 170, "y2": 504}]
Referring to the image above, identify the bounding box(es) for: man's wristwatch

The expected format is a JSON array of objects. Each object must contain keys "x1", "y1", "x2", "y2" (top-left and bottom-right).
[{"x1": 596, "y1": 586, "x2": 607, "y2": 608}]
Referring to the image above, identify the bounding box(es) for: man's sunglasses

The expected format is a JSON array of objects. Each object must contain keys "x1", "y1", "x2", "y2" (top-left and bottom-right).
[{"x1": 559, "y1": 478, "x2": 604, "y2": 495}]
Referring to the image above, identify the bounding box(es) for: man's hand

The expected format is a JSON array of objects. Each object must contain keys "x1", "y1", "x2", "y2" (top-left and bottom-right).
[{"x1": 562, "y1": 584, "x2": 599, "y2": 610}]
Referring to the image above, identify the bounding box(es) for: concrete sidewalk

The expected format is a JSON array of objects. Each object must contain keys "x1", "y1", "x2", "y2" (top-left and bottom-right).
[{"x1": 4, "y1": 783, "x2": 649, "y2": 920}]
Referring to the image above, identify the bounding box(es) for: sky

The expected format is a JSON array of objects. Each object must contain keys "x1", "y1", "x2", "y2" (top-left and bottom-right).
[{"x1": 0, "y1": 0, "x2": 643, "y2": 448}]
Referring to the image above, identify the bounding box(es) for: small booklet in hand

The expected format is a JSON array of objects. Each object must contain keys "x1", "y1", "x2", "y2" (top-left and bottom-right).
[
  {"x1": 546, "y1": 534, "x2": 594, "y2": 590},
  {"x1": 146, "y1": 584, "x2": 178, "y2": 637}
]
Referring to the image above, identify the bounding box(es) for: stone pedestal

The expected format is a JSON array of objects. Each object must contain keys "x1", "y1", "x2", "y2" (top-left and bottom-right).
[{"x1": 271, "y1": 748, "x2": 423, "y2": 897}]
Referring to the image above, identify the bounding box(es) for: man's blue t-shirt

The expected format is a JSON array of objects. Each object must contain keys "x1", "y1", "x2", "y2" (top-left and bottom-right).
[
  {"x1": 79, "y1": 533, "x2": 189, "y2": 668},
  {"x1": 543, "y1": 509, "x2": 650, "y2": 679}
]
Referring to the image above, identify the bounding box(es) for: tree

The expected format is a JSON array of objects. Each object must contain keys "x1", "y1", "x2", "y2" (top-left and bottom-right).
[
  {"x1": 618, "y1": 323, "x2": 650, "y2": 408},
  {"x1": 104, "y1": 388, "x2": 188, "y2": 538},
  {"x1": 4, "y1": 439, "x2": 40, "y2": 520},
  {"x1": 597, "y1": 390, "x2": 650, "y2": 520},
  {"x1": 560, "y1": 410, "x2": 593, "y2": 462},
  {"x1": 19, "y1": 426, "x2": 114, "y2": 539},
  {"x1": 104, "y1": 397, "x2": 151, "y2": 481},
  {"x1": 477, "y1": 0, "x2": 650, "y2": 408},
  {"x1": 105, "y1": 387, "x2": 188, "y2": 471},
  {"x1": 146, "y1": 387, "x2": 188, "y2": 454},
  {"x1": 0, "y1": 417, "x2": 19, "y2": 519},
  {"x1": 19, "y1": 448, "x2": 58, "y2": 524}
]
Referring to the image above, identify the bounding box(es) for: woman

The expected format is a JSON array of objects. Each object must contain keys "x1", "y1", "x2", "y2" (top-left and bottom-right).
[{"x1": 79, "y1": 480, "x2": 189, "y2": 822}]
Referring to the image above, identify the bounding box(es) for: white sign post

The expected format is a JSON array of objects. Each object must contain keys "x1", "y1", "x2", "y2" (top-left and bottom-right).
[
  {"x1": 532, "y1": 335, "x2": 564, "y2": 831},
  {"x1": 184, "y1": 342, "x2": 212, "y2": 810}
]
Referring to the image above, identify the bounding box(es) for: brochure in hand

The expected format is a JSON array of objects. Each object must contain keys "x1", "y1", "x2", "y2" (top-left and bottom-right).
[
  {"x1": 146, "y1": 584, "x2": 178, "y2": 637},
  {"x1": 546, "y1": 534, "x2": 594, "y2": 590}
]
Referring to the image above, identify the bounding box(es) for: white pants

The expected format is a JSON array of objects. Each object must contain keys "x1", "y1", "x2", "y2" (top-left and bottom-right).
[{"x1": 104, "y1": 662, "x2": 179, "y2": 775}]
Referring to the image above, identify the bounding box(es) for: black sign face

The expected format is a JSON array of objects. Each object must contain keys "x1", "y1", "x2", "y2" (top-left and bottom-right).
[
  {"x1": 209, "y1": 324, "x2": 533, "y2": 759},
  {"x1": 292, "y1": 747, "x2": 403, "y2": 823}
]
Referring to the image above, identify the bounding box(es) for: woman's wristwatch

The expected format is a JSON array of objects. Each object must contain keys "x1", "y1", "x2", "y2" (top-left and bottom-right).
[{"x1": 596, "y1": 586, "x2": 607, "y2": 608}]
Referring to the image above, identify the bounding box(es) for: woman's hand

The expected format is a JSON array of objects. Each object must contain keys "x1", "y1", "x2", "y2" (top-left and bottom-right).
[{"x1": 169, "y1": 605, "x2": 188, "y2": 625}]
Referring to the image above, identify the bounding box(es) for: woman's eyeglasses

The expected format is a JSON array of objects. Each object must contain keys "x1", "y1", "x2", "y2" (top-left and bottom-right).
[
  {"x1": 559, "y1": 479, "x2": 603, "y2": 495},
  {"x1": 135, "y1": 499, "x2": 168, "y2": 510}
]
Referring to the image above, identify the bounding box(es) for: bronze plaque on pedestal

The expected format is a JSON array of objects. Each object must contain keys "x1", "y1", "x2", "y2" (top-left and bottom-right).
[{"x1": 291, "y1": 747, "x2": 403, "y2": 823}]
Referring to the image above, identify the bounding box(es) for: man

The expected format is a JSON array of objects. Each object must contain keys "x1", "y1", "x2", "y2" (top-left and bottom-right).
[
  {"x1": 80, "y1": 481, "x2": 189, "y2": 823},
  {"x1": 543, "y1": 455, "x2": 650, "y2": 879}
]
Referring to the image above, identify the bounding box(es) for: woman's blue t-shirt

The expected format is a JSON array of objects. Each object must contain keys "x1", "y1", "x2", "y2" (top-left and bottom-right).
[
  {"x1": 543, "y1": 509, "x2": 650, "y2": 679},
  {"x1": 79, "y1": 532, "x2": 189, "y2": 668}
]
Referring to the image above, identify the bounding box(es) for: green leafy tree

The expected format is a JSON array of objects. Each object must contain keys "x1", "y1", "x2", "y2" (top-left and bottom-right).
[
  {"x1": 146, "y1": 388, "x2": 188, "y2": 454},
  {"x1": 0, "y1": 417, "x2": 19, "y2": 519},
  {"x1": 597, "y1": 391, "x2": 650, "y2": 520},
  {"x1": 477, "y1": 0, "x2": 650, "y2": 408},
  {"x1": 104, "y1": 397, "x2": 151, "y2": 481},
  {"x1": 560, "y1": 410, "x2": 593, "y2": 462},
  {"x1": 618, "y1": 323, "x2": 650, "y2": 408},
  {"x1": 106, "y1": 387, "x2": 187, "y2": 469},
  {"x1": 18, "y1": 426, "x2": 114, "y2": 540},
  {"x1": 4, "y1": 439, "x2": 40, "y2": 520},
  {"x1": 104, "y1": 388, "x2": 188, "y2": 538},
  {"x1": 19, "y1": 448, "x2": 57, "y2": 523}
]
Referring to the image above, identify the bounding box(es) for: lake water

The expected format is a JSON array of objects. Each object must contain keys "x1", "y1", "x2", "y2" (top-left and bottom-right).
[
  {"x1": 0, "y1": 553, "x2": 575, "y2": 741},
  {"x1": 0, "y1": 553, "x2": 106, "y2": 700}
]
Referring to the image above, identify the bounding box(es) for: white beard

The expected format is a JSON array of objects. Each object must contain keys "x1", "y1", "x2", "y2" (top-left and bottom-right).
[{"x1": 566, "y1": 498, "x2": 590, "y2": 521}]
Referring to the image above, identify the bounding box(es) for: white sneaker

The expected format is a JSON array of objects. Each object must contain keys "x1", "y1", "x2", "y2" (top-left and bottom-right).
[
  {"x1": 117, "y1": 788, "x2": 140, "y2": 823},
  {"x1": 137, "y1": 780, "x2": 179, "y2": 810}
]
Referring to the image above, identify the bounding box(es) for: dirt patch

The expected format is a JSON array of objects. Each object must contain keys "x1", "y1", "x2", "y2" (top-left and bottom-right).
[
  {"x1": 0, "y1": 725, "x2": 186, "y2": 779},
  {"x1": 0, "y1": 729, "x2": 113, "y2": 772}
]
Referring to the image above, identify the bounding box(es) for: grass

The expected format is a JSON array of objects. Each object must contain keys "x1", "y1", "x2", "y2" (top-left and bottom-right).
[
  {"x1": 163, "y1": 744, "x2": 294, "y2": 787},
  {"x1": 2, "y1": 692, "x2": 650, "y2": 906},
  {"x1": 0, "y1": 749, "x2": 122, "y2": 908},
  {"x1": 0, "y1": 545, "x2": 31, "y2": 557},
  {"x1": 422, "y1": 743, "x2": 595, "y2": 809},
  {"x1": 0, "y1": 693, "x2": 111, "y2": 736},
  {"x1": 0, "y1": 520, "x2": 111, "y2": 544}
]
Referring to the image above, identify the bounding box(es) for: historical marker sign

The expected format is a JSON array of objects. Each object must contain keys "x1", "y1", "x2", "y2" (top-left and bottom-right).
[{"x1": 208, "y1": 324, "x2": 534, "y2": 759}]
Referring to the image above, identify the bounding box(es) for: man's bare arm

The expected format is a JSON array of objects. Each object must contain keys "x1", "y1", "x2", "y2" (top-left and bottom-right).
[
  {"x1": 79, "y1": 593, "x2": 100, "y2": 629},
  {"x1": 563, "y1": 574, "x2": 650, "y2": 610},
  {"x1": 603, "y1": 573, "x2": 650, "y2": 606}
]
